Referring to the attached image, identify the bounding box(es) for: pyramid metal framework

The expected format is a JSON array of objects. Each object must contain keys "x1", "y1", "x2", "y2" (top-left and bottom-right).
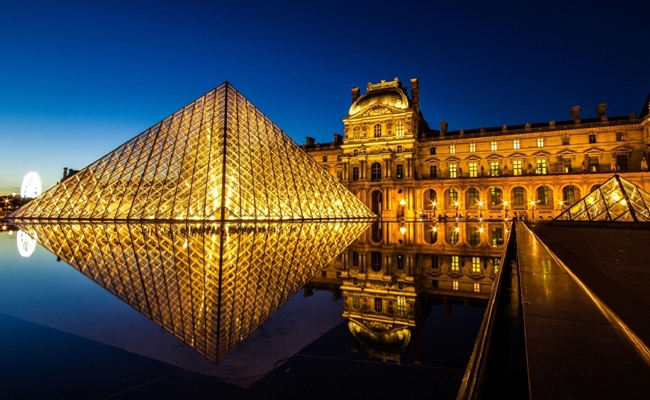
[
  {"x1": 15, "y1": 221, "x2": 370, "y2": 364},
  {"x1": 555, "y1": 174, "x2": 650, "y2": 222},
  {"x1": 13, "y1": 83, "x2": 374, "y2": 221}
]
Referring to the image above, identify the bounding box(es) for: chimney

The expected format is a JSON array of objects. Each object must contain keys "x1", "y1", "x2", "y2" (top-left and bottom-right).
[
  {"x1": 440, "y1": 120, "x2": 448, "y2": 136},
  {"x1": 596, "y1": 103, "x2": 607, "y2": 119},
  {"x1": 410, "y1": 78, "x2": 419, "y2": 107},
  {"x1": 571, "y1": 106, "x2": 580, "y2": 122},
  {"x1": 63, "y1": 167, "x2": 68, "y2": 180},
  {"x1": 333, "y1": 133, "x2": 343, "y2": 144},
  {"x1": 305, "y1": 136, "x2": 315, "y2": 146},
  {"x1": 351, "y1": 87, "x2": 360, "y2": 104}
]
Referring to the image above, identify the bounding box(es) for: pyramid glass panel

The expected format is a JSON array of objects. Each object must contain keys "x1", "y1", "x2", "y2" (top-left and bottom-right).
[
  {"x1": 12, "y1": 83, "x2": 374, "y2": 221},
  {"x1": 14, "y1": 221, "x2": 369, "y2": 364},
  {"x1": 554, "y1": 175, "x2": 650, "y2": 222}
]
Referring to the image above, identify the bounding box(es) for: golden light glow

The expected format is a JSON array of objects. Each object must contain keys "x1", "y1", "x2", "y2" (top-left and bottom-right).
[
  {"x1": 15, "y1": 220, "x2": 369, "y2": 364},
  {"x1": 399, "y1": 198, "x2": 406, "y2": 206},
  {"x1": 13, "y1": 83, "x2": 375, "y2": 222},
  {"x1": 400, "y1": 226, "x2": 407, "y2": 234}
]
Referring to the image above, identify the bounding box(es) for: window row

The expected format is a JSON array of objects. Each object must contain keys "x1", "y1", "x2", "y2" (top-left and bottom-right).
[
  {"x1": 422, "y1": 186, "x2": 580, "y2": 208},
  {"x1": 350, "y1": 121, "x2": 406, "y2": 140}
]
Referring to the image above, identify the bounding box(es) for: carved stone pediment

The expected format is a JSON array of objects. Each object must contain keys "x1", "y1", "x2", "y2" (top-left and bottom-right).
[{"x1": 360, "y1": 104, "x2": 395, "y2": 117}]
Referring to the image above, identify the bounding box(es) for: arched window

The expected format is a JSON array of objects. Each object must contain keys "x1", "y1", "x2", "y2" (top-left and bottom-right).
[
  {"x1": 563, "y1": 185, "x2": 576, "y2": 205},
  {"x1": 449, "y1": 188, "x2": 459, "y2": 204},
  {"x1": 512, "y1": 187, "x2": 525, "y2": 205},
  {"x1": 353, "y1": 126, "x2": 360, "y2": 140},
  {"x1": 371, "y1": 162, "x2": 382, "y2": 181},
  {"x1": 537, "y1": 186, "x2": 549, "y2": 205},
  {"x1": 374, "y1": 124, "x2": 382, "y2": 138},
  {"x1": 424, "y1": 224, "x2": 438, "y2": 244},
  {"x1": 490, "y1": 187, "x2": 503, "y2": 206},
  {"x1": 468, "y1": 187, "x2": 480, "y2": 206},
  {"x1": 424, "y1": 189, "x2": 437, "y2": 210},
  {"x1": 396, "y1": 120, "x2": 405, "y2": 137}
]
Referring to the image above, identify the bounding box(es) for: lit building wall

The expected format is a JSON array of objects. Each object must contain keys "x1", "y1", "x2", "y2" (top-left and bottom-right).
[{"x1": 304, "y1": 78, "x2": 650, "y2": 220}]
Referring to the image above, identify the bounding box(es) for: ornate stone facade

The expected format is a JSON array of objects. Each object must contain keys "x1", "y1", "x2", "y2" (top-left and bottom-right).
[{"x1": 305, "y1": 78, "x2": 650, "y2": 221}]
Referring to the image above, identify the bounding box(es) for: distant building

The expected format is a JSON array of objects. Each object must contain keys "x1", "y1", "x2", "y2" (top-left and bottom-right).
[{"x1": 304, "y1": 77, "x2": 650, "y2": 220}]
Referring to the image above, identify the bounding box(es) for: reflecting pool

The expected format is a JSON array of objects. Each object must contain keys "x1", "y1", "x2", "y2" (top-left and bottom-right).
[{"x1": 0, "y1": 221, "x2": 507, "y2": 399}]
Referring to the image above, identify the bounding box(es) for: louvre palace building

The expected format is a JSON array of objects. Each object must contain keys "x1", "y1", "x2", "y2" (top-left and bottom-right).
[{"x1": 304, "y1": 77, "x2": 650, "y2": 221}]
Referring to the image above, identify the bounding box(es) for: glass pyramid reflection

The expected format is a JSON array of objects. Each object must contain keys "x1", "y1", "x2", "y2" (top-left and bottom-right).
[
  {"x1": 14, "y1": 221, "x2": 369, "y2": 364},
  {"x1": 555, "y1": 174, "x2": 650, "y2": 222},
  {"x1": 13, "y1": 83, "x2": 374, "y2": 221}
]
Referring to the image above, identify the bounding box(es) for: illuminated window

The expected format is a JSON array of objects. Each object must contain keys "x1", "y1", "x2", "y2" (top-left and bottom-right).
[
  {"x1": 374, "y1": 124, "x2": 382, "y2": 137},
  {"x1": 563, "y1": 157, "x2": 572, "y2": 173},
  {"x1": 513, "y1": 140, "x2": 520, "y2": 149},
  {"x1": 491, "y1": 141, "x2": 497, "y2": 151},
  {"x1": 513, "y1": 160, "x2": 522, "y2": 176},
  {"x1": 490, "y1": 161, "x2": 499, "y2": 176},
  {"x1": 449, "y1": 145, "x2": 456, "y2": 154},
  {"x1": 472, "y1": 257, "x2": 481, "y2": 273},
  {"x1": 452, "y1": 280, "x2": 459, "y2": 290},
  {"x1": 374, "y1": 298, "x2": 383, "y2": 312},
  {"x1": 371, "y1": 162, "x2": 382, "y2": 181},
  {"x1": 563, "y1": 185, "x2": 575, "y2": 205},
  {"x1": 353, "y1": 126, "x2": 360, "y2": 140},
  {"x1": 537, "y1": 138, "x2": 544, "y2": 147},
  {"x1": 396, "y1": 254, "x2": 404, "y2": 270},
  {"x1": 397, "y1": 296, "x2": 407, "y2": 317},
  {"x1": 469, "y1": 143, "x2": 476, "y2": 152},
  {"x1": 352, "y1": 166, "x2": 359, "y2": 181},
  {"x1": 537, "y1": 186, "x2": 549, "y2": 205},
  {"x1": 536, "y1": 159, "x2": 547, "y2": 175},
  {"x1": 474, "y1": 283, "x2": 480, "y2": 292},
  {"x1": 396, "y1": 164, "x2": 404, "y2": 179},
  {"x1": 589, "y1": 156, "x2": 599, "y2": 172},
  {"x1": 449, "y1": 188, "x2": 459, "y2": 203},
  {"x1": 616, "y1": 132, "x2": 625, "y2": 141},
  {"x1": 449, "y1": 164, "x2": 458, "y2": 178},
  {"x1": 469, "y1": 162, "x2": 478, "y2": 177},
  {"x1": 468, "y1": 187, "x2": 479, "y2": 206},
  {"x1": 490, "y1": 187, "x2": 502, "y2": 206},
  {"x1": 451, "y1": 255, "x2": 460, "y2": 271},
  {"x1": 322, "y1": 156, "x2": 327, "y2": 162},
  {"x1": 589, "y1": 134, "x2": 597, "y2": 143},
  {"x1": 491, "y1": 228, "x2": 504, "y2": 247},
  {"x1": 513, "y1": 187, "x2": 525, "y2": 205},
  {"x1": 371, "y1": 252, "x2": 382, "y2": 272},
  {"x1": 493, "y1": 257, "x2": 500, "y2": 273},
  {"x1": 396, "y1": 121, "x2": 405, "y2": 138},
  {"x1": 429, "y1": 165, "x2": 438, "y2": 178},
  {"x1": 450, "y1": 229, "x2": 459, "y2": 245}
]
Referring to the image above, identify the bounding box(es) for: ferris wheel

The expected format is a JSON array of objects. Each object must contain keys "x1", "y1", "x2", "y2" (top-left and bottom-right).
[{"x1": 21, "y1": 172, "x2": 42, "y2": 198}]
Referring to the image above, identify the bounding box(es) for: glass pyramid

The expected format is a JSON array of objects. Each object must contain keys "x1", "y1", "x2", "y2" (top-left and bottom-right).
[
  {"x1": 13, "y1": 83, "x2": 374, "y2": 221},
  {"x1": 14, "y1": 221, "x2": 370, "y2": 364},
  {"x1": 555, "y1": 174, "x2": 650, "y2": 222}
]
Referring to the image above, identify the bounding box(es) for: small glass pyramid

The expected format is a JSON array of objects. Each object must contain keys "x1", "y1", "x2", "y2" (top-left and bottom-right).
[
  {"x1": 555, "y1": 174, "x2": 650, "y2": 222},
  {"x1": 13, "y1": 83, "x2": 375, "y2": 221}
]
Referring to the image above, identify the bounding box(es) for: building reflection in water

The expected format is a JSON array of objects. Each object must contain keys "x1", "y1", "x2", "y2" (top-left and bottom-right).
[
  {"x1": 305, "y1": 221, "x2": 507, "y2": 364},
  {"x1": 13, "y1": 221, "x2": 369, "y2": 364}
]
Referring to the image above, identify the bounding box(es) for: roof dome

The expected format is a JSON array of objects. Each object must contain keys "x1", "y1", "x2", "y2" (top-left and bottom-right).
[{"x1": 349, "y1": 88, "x2": 409, "y2": 116}]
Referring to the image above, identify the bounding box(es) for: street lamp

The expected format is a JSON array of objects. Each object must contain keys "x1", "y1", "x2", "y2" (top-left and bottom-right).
[
  {"x1": 400, "y1": 224, "x2": 407, "y2": 235},
  {"x1": 478, "y1": 200, "x2": 484, "y2": 222},
  {"x1": 432, "y1": 201, "x2": 437, "y2": 219},
  {"x1": 454, "y1": 201, "x2": 460, "y2": 220},
  {"x1": 530, "y1": 200, "x2": 536, "y2": 219},
  {"x1": 558, "y1": 200, "x2": 564, "y2": 214}
]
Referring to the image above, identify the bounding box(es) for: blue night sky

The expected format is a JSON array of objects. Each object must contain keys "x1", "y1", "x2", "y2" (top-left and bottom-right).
[{"x1": 1, "y1": 0, "x2": 649, "y2": 194}]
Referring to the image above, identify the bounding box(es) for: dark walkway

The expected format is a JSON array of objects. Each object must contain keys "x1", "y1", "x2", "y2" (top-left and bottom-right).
[{"x1": 517, "y1": 222, "x2": 650, "y2": 399}]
